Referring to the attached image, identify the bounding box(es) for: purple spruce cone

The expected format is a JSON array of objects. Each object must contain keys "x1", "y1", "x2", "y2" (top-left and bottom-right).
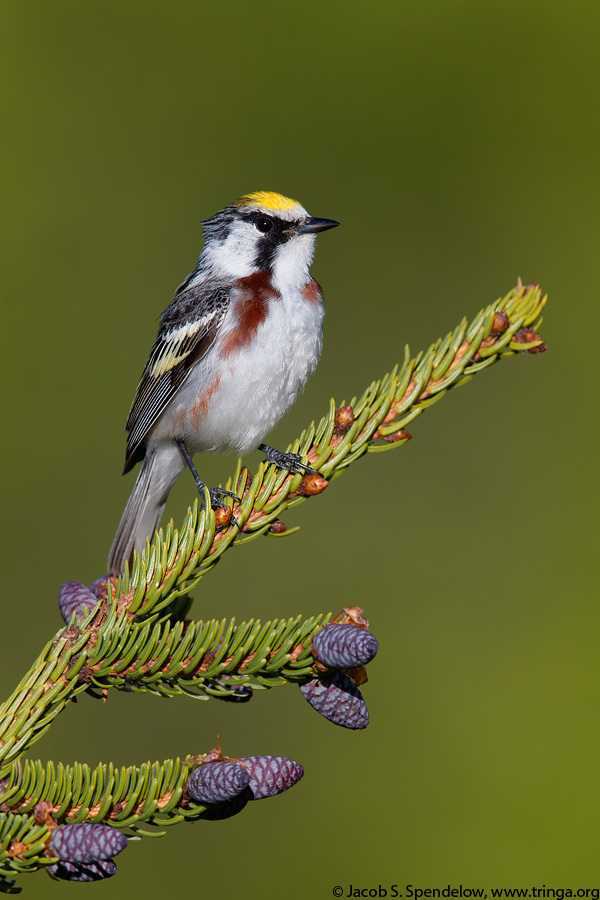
[
  {"x1": 88, "y1": 576, "x2": 110, "y2": 600},
  {"x1": 49, "y1": 823, "x2": 128, "y2": 863},
  {"x1": 313, "y1": 623, "x2": 379, "y2": 668},
  {"x1": 187, "y1": 761, "x2": 250, "y2": 805},
  {"x1": 58, "y1": 582, "x2": 98, "y2": 624},
  {"x1": 240, "y1": 756, "x2": 304, "y2": 800},
  {"x1": 47, "y1": 859, "x2": 117, "y2": 882},
  {"x1": 300, "y1": 670, "x2": 369, "y2": 729}
]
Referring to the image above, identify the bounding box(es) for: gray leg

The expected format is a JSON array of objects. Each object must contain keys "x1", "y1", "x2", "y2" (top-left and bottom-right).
[{"x1": 176, "y1": 440, "x2": 240, "y2": 514}]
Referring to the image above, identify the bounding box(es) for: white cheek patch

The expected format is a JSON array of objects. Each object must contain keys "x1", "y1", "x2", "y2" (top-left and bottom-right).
[
  {"x1": 205, "y1": 221, "x2": 260, "y2": 278},
  {"x1": 271, "y1": 235, "x2": 316, "y2": 294}
]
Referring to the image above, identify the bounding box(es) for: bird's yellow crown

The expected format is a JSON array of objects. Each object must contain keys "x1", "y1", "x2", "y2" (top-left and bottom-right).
[{"x1": 236, "y1": 191, "x2": 300, "y2": 213}]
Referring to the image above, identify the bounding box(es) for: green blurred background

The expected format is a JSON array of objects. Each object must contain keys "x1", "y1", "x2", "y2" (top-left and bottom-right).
[{"x1": 1, "y1": 0, "x2": 598, "y2": 893}]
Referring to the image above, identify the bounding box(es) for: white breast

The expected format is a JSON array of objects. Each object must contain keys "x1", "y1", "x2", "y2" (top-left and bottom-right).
[{"x1": 150, "y1": 285, "x2": 324, "y2": 455}]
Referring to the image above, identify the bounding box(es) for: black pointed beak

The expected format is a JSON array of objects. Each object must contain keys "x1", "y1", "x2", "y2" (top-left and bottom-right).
[{"x1": 297, "y1": 216, "x2": 340, "y2": 234}]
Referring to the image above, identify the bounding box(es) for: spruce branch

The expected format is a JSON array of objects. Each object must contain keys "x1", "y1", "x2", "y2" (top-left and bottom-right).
[
  {"x1": 0, "y1": 281, "x2": 547, "y2": 889},
  {"x1": 113, "y1": 281, "x2": 548, "y2": 622},
  {"x1": 0, "y1": 756, "x2": 219, "y2": 833},
  {"x1": 0, "y1": 612, "x2": 330, "y2": 778}
]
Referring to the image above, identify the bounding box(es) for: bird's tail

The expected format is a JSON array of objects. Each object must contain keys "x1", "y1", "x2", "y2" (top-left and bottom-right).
[{"x1": 108, "y1": 444, "x2": 185, "y2": 575}]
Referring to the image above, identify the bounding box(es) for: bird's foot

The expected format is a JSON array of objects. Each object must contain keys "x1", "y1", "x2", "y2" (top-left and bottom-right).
[
  {"x1": 176, "y1": 439, "x2": 239, "y2": 526},
  {"x1": 258, "y1": 443, "x2": 321, "y2": 477},
  {"x1": 206, "y1": 487, "x2": 240, "y2": 528},
  {"x1": 207, "y1": 485, "x2": 239, "y2": 503}
]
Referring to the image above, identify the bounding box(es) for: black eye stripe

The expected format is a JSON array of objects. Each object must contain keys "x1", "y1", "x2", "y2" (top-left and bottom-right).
[{"x1": 243, "y1": 212, "x2": 294, "y2": 269}]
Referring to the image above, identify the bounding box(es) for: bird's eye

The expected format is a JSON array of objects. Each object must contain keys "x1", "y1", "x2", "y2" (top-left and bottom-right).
[{"x1": 253, "y1": 215, "x2": 273, "y2": 233}]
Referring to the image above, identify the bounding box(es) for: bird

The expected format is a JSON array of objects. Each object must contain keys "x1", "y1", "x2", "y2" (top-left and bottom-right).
[{"x1": 108, "y1": 190, "x2": 339, "y2": 575}]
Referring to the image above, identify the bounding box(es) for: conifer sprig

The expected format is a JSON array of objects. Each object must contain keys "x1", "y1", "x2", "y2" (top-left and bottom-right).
[
  {"x1": 106, "y1": 281, "x2": 546, "y2": 624},
  {"x1": 0, "y1": 281, "x2": 547, "y2": 890}
]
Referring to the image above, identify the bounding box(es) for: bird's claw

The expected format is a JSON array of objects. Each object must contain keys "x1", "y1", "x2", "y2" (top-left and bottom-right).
[
  {"x1": 259, "y1": 444, "x2": 322, "y2": 477},
  {"x1": 281, "y1": 454, "x2": 321, "y2": 476},
  {"x1": 210, "y1": 486, "x2": 240, "y2": 502},
  {"x1": 207, "y1": 488, "x2": 240, "y2": 529}
]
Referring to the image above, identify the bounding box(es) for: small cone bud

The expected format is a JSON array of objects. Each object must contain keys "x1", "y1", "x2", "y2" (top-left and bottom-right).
[
  {"x1": 48, "y1": 823, "x2": 127, "y2": 863},
  {"x1": 239, "y1": 756, "x2": 304, "y2": 799},
  {"x1": 334, "y1": 405, "x2": 355, "y2": 436},
  {"x1": 300, "y1": 671, "x2": 369, "y2": 730},
  {"x1": 186, "y1": 761, "x2": 250, "y2": 805},
  {"x1": 268, "y1": 519, "x2": 287, "y2": 534},
  {"x1": 512, "y1": 328, "x2": 548, "y2": 353},
  {"x1": 58, "y1": 583, "x2": 98, "y2": 624},
  {"x1": 297, "y1": 474, "x2": 328, "y2": 496},
  {"x1": 313, "y1": 624, "x2": 379, "y2": 668},
  {"x1": 214, "y1": 506, "x2": 233, "y2": 529},
  {"x1": 490, "y1": 310, "x2": 510, "y2": 337}
]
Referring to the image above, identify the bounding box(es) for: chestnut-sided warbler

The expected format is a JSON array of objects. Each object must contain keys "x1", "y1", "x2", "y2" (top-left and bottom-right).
[{"x1": 108, "y1": 191, "x2": 339, "y2": 574}]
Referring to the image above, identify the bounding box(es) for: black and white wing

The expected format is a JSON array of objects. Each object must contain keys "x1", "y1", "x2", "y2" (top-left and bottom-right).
[{"x1": 123, "y1": 285, "x2": 229, "y2": 473}]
